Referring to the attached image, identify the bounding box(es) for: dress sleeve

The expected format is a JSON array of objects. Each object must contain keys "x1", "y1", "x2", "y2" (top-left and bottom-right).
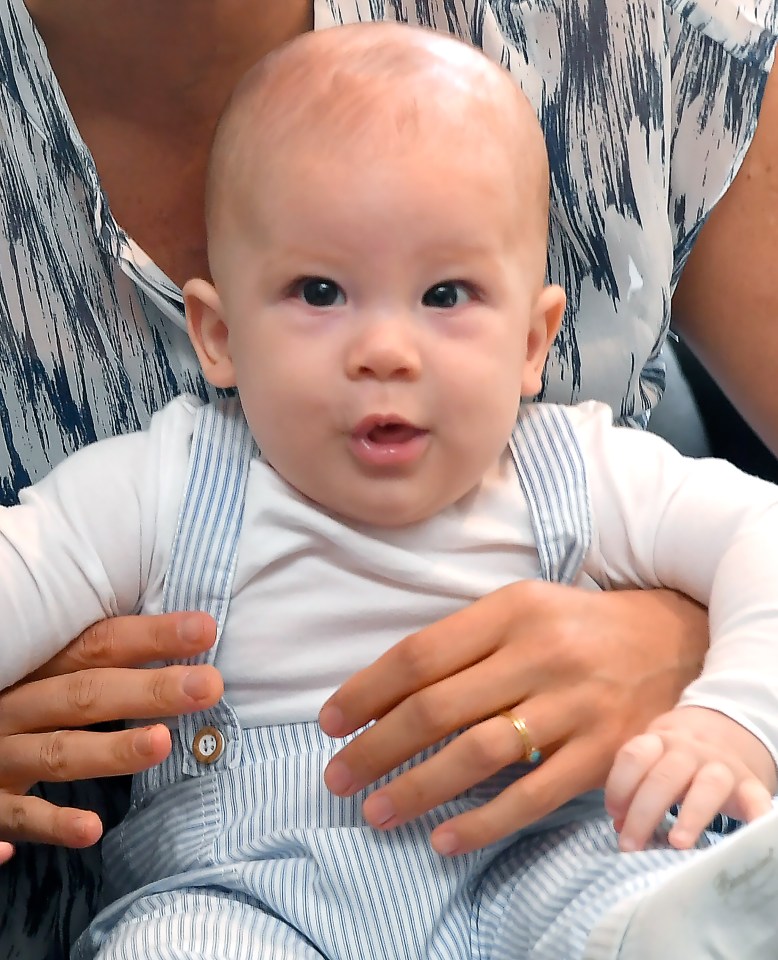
[
  {"x1": 0, "y1": 396, "x2": 195, "y2": 688},
  {"x1": 575, "y1": 399, "x2": 778, "y2": 763}
]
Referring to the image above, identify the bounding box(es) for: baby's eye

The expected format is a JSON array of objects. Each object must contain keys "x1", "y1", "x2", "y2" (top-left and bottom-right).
[
  {"x1": 421, "y1": 281, "x2": 473, "y2": 309},
  {"x1": 294, "y1": 277, "x2": 346, "y2": 307}
]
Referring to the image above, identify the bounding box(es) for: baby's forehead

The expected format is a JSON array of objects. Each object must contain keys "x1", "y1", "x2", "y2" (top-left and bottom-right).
[
  {"x1": 206, "y1": 24, "x2": 549, "y2": 254},
  {"x1": 215, "y1": 24, "x2": 538, "y2": 167}
]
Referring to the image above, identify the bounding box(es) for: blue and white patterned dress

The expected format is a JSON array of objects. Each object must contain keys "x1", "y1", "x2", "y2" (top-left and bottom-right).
[{"x1": 0, "y1": 0, "x2": 775, "y2": 956}]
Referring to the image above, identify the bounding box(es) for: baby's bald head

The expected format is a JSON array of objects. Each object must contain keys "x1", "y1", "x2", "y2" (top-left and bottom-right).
[{"x1": 205, "y1": 23, "x2": 550, "y2": 284}]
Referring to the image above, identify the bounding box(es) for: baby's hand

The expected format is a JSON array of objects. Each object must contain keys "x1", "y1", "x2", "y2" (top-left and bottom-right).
[{"x1": 604, "y1": 706, "x2": 775, "y2": 852}]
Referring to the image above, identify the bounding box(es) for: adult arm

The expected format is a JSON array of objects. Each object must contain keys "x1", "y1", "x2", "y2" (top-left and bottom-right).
[{"x1": 673, "y1": 65, "x2": 778, "y2": 454}]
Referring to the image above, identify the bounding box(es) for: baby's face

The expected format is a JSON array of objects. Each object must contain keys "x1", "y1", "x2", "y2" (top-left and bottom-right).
[{"x1": 206, "y1": 127, "x2": 559, "y2": 527}]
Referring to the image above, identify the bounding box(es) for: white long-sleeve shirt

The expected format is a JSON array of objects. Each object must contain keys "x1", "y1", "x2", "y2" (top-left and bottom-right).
[{"x1": 2, "y1": 396, "x2": 778, "y2": 763}]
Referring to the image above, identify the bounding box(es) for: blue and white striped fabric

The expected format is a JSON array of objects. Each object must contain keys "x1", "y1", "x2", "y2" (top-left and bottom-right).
[
  {"x1": 476, "y1": 814, "x2": 718, "y2": 960},
  {"x1": 509, "y1": 406, "x2": 591, "y2": 586},
  {"x1": 1, "y1": 2, "x2": 776, "y2": 956},
  {"x1": 75, "y1": 400, "x2": 713, "y2": 960},
  {"x1": 154, "y1": 397, "x2": 255, "y2": 783}
]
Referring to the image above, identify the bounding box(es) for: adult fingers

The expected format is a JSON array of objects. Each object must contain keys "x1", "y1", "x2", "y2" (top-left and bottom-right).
[
  {"x1": 324, "y1": 643, "x2": 542, "y2": 796},
  {"x1": 0, "y1": 725, "x2": 172, "y2": 792},
  {"x1": 322, "y1": 586, "x2": 707, "y2": 743},
  {"x1": 320, "y1": 585, "x2": 521, "y2": 737},
  {"x1": 0, "y1": 664, "x2": 224, "y2": 737},
  {"x1": 324, "y1": 584, "x2": 709, "y2": 847},
  {"x1": 0, "y1": 791, "x2": 103, "y2": 849},
  {"x1": 428, "y1": 739, "x2": 606, "y2": 855},
  {"x1": 29, "y1": 611, "x2": 217, "y2": 681},
  {"x1": 360, "y1": 698, "x2": 572, "y2": 832}
]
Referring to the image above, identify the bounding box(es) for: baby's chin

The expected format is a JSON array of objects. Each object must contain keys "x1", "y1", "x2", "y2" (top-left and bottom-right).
[{"x1": 272, "y1": 448, "x2": 492, "y2": 530}]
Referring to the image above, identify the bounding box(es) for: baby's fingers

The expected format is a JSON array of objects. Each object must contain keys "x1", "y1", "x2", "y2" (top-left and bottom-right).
[
  {"x1": 605, "y1": 733, "x2": 664, "y2": 824},
  {"x1": 666, "y1": 762, "x2": 736, "y2": 849},
  {"x1": 616, "y1": 746, "x2": 700, "y2": 852},
  {"x1": 729, "y1": 777, "x2": 773, "y2": 824}
]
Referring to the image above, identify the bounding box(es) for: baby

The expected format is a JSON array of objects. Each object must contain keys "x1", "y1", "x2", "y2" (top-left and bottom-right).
[{"x1": 0, "y1": 22, "x2": 775, "y2": 960}]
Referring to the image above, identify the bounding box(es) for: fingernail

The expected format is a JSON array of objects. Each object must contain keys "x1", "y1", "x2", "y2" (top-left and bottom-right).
[
  {"x1": 431, "y1": 830, "x2": 459, "y2": 856},
  {"x1": 133, "y1": 727, "x2": 156, "y2": 757},
  {"x1": 324, "y1": 760, "x2": 354, "y2": 795},
  {"x1": 319, "y1": 703, "x2": 346, "y2": 735},
  {"x1": 182, "y1": 670, "x2": 212, "y2": 701},
  {"x1": 365, "y1": 794, "x2": 395, "y2": 828},
  {"x1": 72, "y1": 815, "x2": 89, "y2": 840},
  {"x1": 178, "y1": 615, "x2": 206, "y2": 649},
  {"x1": 72, "y1": 814, "x2": 100, "y2": 844}
]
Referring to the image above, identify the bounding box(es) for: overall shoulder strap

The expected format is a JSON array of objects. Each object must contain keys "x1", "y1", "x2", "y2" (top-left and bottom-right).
[
  {"x1": 509, "y1": 403, "x2": 592, "y2": 584},
  {"x1": 161, "y1": 396, "x2": 256, "y2": 777}
]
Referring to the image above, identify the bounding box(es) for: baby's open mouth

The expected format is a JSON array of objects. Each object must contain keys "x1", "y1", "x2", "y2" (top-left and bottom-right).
[
  {"x1": 350, "y1": 416, "x2": 430, "y2": 466},
  {"x1": 365, "y1": 422, "x2": 426, "y2": 444}
]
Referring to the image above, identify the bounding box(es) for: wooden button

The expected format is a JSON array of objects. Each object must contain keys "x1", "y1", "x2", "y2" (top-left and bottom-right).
[{"x1": 192, "y1": 726, "x2": 224, "y2": 764}]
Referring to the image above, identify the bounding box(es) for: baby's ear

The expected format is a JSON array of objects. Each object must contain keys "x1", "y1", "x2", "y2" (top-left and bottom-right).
[
  {"x1": 184, "y1": 278, "x2": 236, "y2": 388},
  {"x1": 521, "y1": 284, "x2": 566, "y2": 397}
]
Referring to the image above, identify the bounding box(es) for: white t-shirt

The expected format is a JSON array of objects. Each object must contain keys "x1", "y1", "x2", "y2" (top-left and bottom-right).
[{"x1": 2, "y1": 395, "x2": 778, "y2": 764}]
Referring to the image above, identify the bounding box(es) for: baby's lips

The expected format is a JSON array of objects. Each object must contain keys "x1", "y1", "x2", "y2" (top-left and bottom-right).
[{"x1": 351, "y1": 413, "x2": 425, "y2": 443}]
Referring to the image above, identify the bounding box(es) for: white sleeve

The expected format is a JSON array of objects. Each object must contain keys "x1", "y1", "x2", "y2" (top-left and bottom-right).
[
  {"x1": 0, "y1": 396, "x2": 196, "y2": 689},
  {"x1": 574, "y1": 401, "x2": 778, "y2": 765}
]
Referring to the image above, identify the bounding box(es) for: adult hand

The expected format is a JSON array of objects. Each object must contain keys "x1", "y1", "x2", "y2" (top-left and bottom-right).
[
  {"x1": 0, "y1": 611, "x2": 221, "y2": 861},
  {"x1": 319, "y1": 582, "x2": 708, "y2": 855}
]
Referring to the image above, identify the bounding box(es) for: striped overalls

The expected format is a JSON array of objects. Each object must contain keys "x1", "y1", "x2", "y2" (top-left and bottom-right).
[{"x1": 76, "y1": 400, "x2": 716, "y2": 960}]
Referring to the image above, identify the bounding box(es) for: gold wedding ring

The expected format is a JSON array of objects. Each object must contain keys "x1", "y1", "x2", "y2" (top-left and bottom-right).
[{"x1": 500, "y1": 711, "x2": 542, "y2": 765}]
